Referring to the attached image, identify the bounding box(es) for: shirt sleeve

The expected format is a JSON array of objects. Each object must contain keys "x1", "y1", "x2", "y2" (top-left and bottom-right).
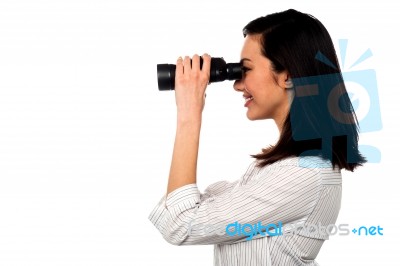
[{"x1": 148, "y1": 162, "x2": 322, "y2": 246}]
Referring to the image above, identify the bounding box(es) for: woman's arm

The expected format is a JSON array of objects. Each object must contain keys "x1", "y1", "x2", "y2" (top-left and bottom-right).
[
  {"x1": 167, "y1": 119, "x2": 201, "y2": 195},
  {"x1": 149, "y1": 160, "x2": 328, "y2": 246},
  {"x1": 166, "y1": 54, "x2": 211, "y2": 196}
]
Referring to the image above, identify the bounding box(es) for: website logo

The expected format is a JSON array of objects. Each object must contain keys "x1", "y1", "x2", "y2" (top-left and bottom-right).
[{"x1": 187, "y1": 219, "x2": 384, "y2": 241}]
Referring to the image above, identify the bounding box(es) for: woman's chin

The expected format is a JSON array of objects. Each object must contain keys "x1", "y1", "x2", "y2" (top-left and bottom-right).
[
  {"x1": 246, "y1": 110, "x2": 271, "y2": 121},
  {"x1": 246, "y1": 111, "x2": 258, "y2": 121}
]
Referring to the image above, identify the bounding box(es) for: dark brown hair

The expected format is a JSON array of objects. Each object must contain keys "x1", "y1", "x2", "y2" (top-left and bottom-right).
[{"x1": 244, "y1": 9, "x2": 366, "y2": 171}]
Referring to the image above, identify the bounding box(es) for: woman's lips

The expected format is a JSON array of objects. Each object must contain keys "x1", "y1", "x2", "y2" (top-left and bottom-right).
[{"x1": 244, "y1": 97, "x2": 254, "y2": 107}]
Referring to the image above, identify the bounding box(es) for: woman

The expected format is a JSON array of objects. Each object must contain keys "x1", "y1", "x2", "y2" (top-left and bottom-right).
[{"x1": 149, "y1": 9, "x2": 365, "y2": 266}]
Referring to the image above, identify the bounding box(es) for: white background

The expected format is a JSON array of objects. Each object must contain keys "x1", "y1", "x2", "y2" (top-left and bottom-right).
[{"x1": 0, "y1": 0, "x2": 399, "y2": 265}]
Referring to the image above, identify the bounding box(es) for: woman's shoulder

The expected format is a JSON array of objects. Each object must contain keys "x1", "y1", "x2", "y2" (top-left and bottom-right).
[
  {"x1": 278, "y1": 155, "x2": 332, "y2": 167},
  {"x1": 255, "y1": 155, "x2": 341, "y2": 173},
  {"x1": 253, "y1": 155, "x2": 342, "y2": 185}
]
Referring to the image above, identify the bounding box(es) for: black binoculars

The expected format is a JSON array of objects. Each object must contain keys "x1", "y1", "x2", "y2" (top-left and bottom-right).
[{"x1": 157, "y1": 57, "x2": 242, "y2": 91}]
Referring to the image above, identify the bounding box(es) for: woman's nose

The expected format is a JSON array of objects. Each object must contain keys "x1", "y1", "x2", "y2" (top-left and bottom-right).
[{"x1": 233, "y1": 79, "x2": 244, "y2": 92}]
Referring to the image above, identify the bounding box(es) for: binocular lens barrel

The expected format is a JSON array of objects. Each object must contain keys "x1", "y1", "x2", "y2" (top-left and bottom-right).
[{"x1": 157, "y1": 57, "x2": 242, "y2": 91}]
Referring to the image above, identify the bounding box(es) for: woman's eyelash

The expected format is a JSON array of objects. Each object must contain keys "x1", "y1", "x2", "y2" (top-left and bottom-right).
[{"x1": 241, "y1": 67, "x2": 250, "y2": 72}]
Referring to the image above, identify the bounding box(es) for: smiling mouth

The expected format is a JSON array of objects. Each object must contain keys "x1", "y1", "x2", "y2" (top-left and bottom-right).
[
  {"x1": 245, "y1": 96, "x2": 254, "y2": 103},
  {"x1": 244, "y1": 96, "x2": 254, "y2": 107}
]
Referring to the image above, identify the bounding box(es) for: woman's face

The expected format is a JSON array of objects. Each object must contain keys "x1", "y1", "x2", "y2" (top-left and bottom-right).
[{"x1": 233, "y1": 34, "x2": 292, "y2": 128}]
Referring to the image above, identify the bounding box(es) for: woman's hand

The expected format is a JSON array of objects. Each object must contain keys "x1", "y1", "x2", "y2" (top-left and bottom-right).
[
  {"x1": 174, "y1": 53, "x2": 211, "y2": 123},
  {"x1": 166, "y1": 54, "x2": 210, "y2": 195}
]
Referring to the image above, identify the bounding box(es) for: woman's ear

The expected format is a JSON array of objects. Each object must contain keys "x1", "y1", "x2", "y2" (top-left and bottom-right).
[
  {"x1": 285, "y1": 77, "x2": 293, "y2": 89},
  {"x1": 277, "y1": 71, "x2": 293, "y2": 89}
]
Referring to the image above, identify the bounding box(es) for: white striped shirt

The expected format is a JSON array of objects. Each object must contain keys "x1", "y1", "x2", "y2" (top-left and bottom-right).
[{"x1": 149, "y1": 156, "x2": 342, "y2": 266}]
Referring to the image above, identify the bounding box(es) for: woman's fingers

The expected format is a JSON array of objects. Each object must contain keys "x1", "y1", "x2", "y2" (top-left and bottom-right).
[
  {"x1": 176, "y1": 54, "x2": 211, "y2": 86},
  {"x1": 183, "y1": 56, "x2": 191, "y2": 76},
  {"x1": 201, "y1": 53, "x2": 211, "y2": 82},
  {"x1": 176, "y1": 56, "x2": 183, "y2": 76},
  {"x1": 191, "y1": 54, "x2": 201, "y2": 72}
]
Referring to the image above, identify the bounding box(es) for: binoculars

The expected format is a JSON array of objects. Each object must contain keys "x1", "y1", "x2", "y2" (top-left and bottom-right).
[{"x1": 157, "y1": 57, "x2": 242, "y2": 91}]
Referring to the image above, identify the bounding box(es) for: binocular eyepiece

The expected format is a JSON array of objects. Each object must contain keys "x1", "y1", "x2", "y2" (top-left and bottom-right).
[{"x1": 157, "y1": 57, "x2": 242, "y2": 91}]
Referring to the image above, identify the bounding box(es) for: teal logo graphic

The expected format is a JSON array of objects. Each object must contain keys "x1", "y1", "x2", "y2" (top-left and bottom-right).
[
  {"x1": 351, "y1": 225, "x2": 383, "y2": 236},
  {"x1": 291, "y1": 39, "x2": 382, "y2": 167},
  {"x1": 188, "y1": 218, "x2": 384, "y2": 240},
  {"x1": 225, "y1": 221, "x2": 283, "y2": 241}
]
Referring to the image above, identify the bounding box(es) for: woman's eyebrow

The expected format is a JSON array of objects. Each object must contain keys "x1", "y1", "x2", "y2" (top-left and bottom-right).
[{"x1": 240, "y1": 58, "x2": 252, "y2": 64}]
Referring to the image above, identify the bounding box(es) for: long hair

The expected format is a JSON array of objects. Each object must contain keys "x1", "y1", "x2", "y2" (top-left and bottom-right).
[{"x1": 243, "y1": 9, "x2": 366, "y2": 171}]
